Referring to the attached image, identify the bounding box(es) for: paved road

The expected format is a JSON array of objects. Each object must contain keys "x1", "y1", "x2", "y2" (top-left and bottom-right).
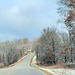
[{"x1": 0, "y1": 53, "x2": 46, "y2": 75}]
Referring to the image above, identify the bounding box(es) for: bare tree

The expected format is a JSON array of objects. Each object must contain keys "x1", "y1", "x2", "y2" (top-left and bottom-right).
[
  {"x1": 34, "y1": 27, "x2": 62, "y2": 65},
  {"x1": 0, "y1": 38, "x2": 29, "y2": 67},
  {"x1": 58, "y1": 0, "x2": 75, "y2": 64}
]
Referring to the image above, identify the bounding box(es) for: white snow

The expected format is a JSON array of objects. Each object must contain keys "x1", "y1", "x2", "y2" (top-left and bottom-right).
[{"x1": 42, "y1": 68, "x2": 75, "y2": 75}]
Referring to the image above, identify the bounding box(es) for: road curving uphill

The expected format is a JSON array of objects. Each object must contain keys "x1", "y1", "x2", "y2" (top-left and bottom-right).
[{"x1": 0, "y1": 53, "x2": 46, "y2": 75}]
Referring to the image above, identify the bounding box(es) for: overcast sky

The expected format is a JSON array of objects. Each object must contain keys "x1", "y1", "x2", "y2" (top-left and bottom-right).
[{"x1": 0, "y1": 0, "x2": 67, "y2": 42}]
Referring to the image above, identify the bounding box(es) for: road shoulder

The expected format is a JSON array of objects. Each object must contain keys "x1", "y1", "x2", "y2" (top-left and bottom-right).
[{"x1": 30, "y1": 55, "x2": 53, "y2": 75}]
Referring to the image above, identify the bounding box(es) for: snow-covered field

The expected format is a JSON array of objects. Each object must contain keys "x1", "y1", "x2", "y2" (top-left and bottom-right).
[
  {"x1": 42, "y1": 68, "x2": 75, "y2": 75},
  {"x1": 32, "y1": 56, "x2": 75, "y2": 75}
]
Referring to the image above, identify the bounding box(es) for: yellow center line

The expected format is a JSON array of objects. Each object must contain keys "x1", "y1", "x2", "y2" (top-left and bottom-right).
[{"x1": 7, "y1": 72, "x2": 10, "y2": 74}]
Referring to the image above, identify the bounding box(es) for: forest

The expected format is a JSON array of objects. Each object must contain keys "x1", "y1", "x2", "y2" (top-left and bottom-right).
[
  {"x1": 0, "y1": 38, "x2": 33, "y2": 67},
  {"x1": 34, "y1": 0, "x2": 75, "y2": 68}
]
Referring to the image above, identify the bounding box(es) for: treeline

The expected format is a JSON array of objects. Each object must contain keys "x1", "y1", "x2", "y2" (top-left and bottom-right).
[
  {"x1": 0, "y1": 38, "x2": 30, "y2": 67},
  {"x1": 34, "y1": 27, "x2": 72, "y2": 66},
  {"x1": 33, "y1": 0, "x2": 75, "y2": 67}
]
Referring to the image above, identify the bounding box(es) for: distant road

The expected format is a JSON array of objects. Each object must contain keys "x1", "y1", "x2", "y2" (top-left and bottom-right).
[{"x1": 0, "y1": 53, "x2": 46, "y2": 75}]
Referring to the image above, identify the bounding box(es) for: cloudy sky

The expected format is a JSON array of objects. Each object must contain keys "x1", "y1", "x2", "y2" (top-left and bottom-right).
[{"x1": 0, "y1": 0, "x2": 66, "y2": 42}]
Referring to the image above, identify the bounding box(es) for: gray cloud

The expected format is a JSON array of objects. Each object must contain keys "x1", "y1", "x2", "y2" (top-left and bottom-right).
[{"x1": 0, "y1": 0, "x2": 61, "y2": 41}]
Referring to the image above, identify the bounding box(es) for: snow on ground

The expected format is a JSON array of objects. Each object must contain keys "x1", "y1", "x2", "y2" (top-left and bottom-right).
[
  {"x1": 32, "y1": 56, "x2": 75, "y2": 75},
  {"x1": 42, "y1": 68, "x2": 75, "y2": 75}
]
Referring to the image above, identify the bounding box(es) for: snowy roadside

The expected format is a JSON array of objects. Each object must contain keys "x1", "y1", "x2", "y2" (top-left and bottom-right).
[
  {"x1": 32, "y1": 56, "x2": 75, "y2": 75},
  {"x1": 42, "y1": 68, "x2": 75, "y2": 75}
]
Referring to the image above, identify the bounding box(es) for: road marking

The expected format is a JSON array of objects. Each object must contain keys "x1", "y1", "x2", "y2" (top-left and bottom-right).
[{"x1": 7, "y1": 72, "x2": 10, "y2": 74}]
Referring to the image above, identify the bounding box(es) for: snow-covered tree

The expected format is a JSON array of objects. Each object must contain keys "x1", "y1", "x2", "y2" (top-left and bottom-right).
[
  {"x1": 58, "y1": 0, "x2": 75, "y2": 63},
  {"x1": 35, "y1": 27, "x2": 62, "y2": 65}
]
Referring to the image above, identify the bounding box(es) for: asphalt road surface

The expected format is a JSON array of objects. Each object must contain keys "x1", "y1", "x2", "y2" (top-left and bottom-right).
[{"x1": 0, "y1": 53, "x2": 46, "y2": 75}]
